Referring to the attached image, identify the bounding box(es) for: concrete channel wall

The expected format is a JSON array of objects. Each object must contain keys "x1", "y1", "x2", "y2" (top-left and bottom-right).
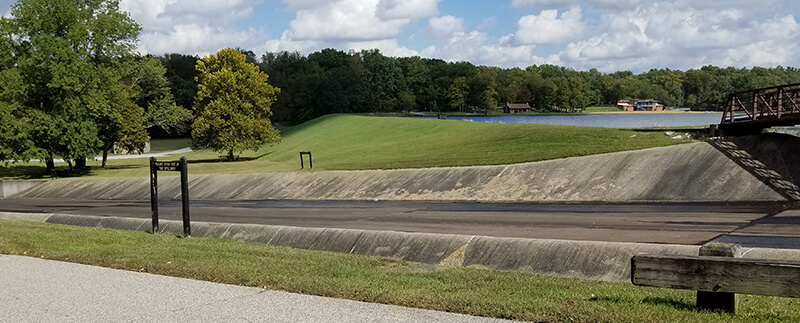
[
  {"x1": 5, "y1": 212, "x2": 800, "y2": 282},
  {"x1": 12, "y1": 137, "x2": 798, "y2": 202},
  {"x1": 0, "y1": 180, "x2": 47, "y2": 199}
]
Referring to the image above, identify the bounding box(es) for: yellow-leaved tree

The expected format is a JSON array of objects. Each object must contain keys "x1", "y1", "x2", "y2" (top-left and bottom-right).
[{"x1": 191, "y1": 48, "x2": 281, "y2": 159}]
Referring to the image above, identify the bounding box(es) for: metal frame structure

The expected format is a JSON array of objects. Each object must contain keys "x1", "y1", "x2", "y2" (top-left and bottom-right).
[
  {"x1": 720, "y1": 83, "x2": 800, "y2": 133},
  {"x1": 150, "y1": 156, "x2": 191, "y2": 236}
]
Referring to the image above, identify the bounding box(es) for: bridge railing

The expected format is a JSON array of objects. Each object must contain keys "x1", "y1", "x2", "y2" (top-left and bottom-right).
[{"x1": 721, "y1": 82, "x2": 800, "y2": 125}]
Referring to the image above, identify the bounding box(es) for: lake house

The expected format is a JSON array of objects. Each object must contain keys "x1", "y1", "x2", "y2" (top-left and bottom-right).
[
  {"x1": 617, "y1": 99, "x2": 664, "y2": 112},
  {"x1": 502, "y1": 103, "x2": 534, "y2": 114}
]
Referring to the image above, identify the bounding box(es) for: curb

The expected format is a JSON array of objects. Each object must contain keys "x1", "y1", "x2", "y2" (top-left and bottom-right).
[{"x1": 4, "y1": 212, "x2": 800, "y2": 282}]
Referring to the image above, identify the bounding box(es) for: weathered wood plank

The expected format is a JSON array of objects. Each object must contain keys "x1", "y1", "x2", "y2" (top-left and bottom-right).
[{"x1": 632, "y1": 254, "x2": 800, "y2": 298}]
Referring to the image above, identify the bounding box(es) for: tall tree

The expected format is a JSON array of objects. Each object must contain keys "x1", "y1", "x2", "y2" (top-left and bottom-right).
[
  {"x1": 261, "y1": 51, "x2": 324, "y2": 124},
  {"x1": 1, "y1": 0, "x2": 141, "y2": 170},
  {"x1": 448, "y1": 77, "x2": 468, "y2": 112},
  {"x1": 191, "y1": 48, "x2": 281, "y2": 159},
  {"x1": 160, "y1": 53, "x2": 200, "y2": 112}
]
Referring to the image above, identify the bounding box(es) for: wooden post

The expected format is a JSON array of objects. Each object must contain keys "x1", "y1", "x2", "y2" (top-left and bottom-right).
[
  {"x1": 299, "y1": 152, "x2": 304, "y2": 169},
  {"x1": 179, "y1": 157, "x2": 190, "y2": 237},
  {"x1": 149, "y1": 157, "x2": 159, "y2": 233},
  {"x1": 697, "y1": 242, "x2": 742, "y2": 313}
]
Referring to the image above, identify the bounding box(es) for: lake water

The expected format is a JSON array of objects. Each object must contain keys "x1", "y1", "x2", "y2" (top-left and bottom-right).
[{"x1": 421, "y1": 113, "x2": 723, "y2": 128}]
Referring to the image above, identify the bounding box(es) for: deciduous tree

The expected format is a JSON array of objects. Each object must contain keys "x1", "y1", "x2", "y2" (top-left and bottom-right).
[{"x1": 191, "y1": 48, "x2": 281, "y2": 159}]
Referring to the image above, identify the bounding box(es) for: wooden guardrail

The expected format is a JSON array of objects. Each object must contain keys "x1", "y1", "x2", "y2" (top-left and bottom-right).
[{"x1": 631, "y1": 243, "x2": 800, "y2": 313}]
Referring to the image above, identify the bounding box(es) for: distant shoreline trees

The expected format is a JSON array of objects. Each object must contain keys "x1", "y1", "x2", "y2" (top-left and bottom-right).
[{"x1": 158, "y1": 49, "x2": 800, "y2": 126}]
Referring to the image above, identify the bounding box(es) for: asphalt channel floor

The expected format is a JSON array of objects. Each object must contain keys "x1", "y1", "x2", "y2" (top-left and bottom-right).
[{"x1": 2, "y1": 198, "x2": 798, "y2": 248}]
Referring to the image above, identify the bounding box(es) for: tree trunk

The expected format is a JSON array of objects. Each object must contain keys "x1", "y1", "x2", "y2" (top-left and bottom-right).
[
  {"x1": 228, "y1": 150, "x2": 234, "y2": 161},
  {"x1": 75, "y1": 157, "x2": 86, "y2": 169},
  {"x1": 102, "y1": 149, "x2": 109, "y2": 168},
  {"x1": 45, "y1": 158, "x2": 55, "y2": 172}
]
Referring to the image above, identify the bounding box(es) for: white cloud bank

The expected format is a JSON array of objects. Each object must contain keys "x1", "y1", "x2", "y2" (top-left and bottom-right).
[{"x1": 112, "y1": 0, "x2": 799, "y2": 72}]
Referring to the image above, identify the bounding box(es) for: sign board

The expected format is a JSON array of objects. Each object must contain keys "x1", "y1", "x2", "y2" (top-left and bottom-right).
[{"x1": 154, "y1": 161, "x2": 181, "y2": 172}]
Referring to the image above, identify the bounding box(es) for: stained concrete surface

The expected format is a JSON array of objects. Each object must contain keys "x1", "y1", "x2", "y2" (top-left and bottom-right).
[
  {"x1": 5, "y1": 211, "x2": 800, "y2": 282},
  {"x1": 0, "y1": 199, "x2": 791, "y2": 245},
  {"x1": 14, "y1": 135, "x2": 800, "y2": 202},
  {"x1": 0, "y1": 255, "x2": 515, "y2": 323}
]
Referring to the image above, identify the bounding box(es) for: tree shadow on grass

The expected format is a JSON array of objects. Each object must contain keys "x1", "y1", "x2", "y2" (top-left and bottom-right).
[
  {"x1": 0, "y1": 164, "x2": 141, "y2": 180},
  {"x1": 641, "y1": 296, "x2": 696, "y2": 312},
  {"x1": 0, "y1": 164, "x2": 52, "y2": 179},
  {"x1": 590, "y1": 295, "x2": 698, "y2": 312},
  {"x1": 186, "y1": 152, "x2": 273, "y2": 165}
]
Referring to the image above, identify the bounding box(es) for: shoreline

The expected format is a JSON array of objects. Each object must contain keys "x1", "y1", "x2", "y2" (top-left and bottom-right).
[{"x1": 588, "y1": 111, "x2": 722, "y2": 115}]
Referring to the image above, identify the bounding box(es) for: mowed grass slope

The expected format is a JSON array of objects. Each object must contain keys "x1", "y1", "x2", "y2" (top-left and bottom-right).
[
  {"x1": 0, "y1": 114, "x2": 692, "y2": 178},
  {"x1": 2, "y1": 220, "x2": 798, "y2": 323}
]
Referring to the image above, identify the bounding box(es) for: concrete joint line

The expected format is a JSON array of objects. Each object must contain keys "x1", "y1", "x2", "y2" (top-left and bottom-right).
[
  {"x1": 267, "y1": 227, "x2": 284, "y2": 245},
  {"x1": 221, "y1": 224, "x2": 234, "y2": 238},
  {"x1": 496, "y1": 165, "x2": 510, "y2": 178}
]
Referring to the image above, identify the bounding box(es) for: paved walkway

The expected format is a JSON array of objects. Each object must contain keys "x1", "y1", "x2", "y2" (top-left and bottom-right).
[
  {"x1": 0, "y1": 255, "x2": 514, "y2": 323},
  {"x1": 25, "y1": 148, "x2": 192, "y2": 163}
]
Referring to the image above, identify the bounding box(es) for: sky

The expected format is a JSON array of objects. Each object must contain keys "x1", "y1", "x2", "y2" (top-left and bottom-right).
[{"x1": 2, "y1": 0, "x2": 800, "y2": 73}]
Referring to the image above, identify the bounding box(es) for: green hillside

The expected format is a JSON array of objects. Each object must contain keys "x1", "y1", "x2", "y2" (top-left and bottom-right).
[{"x1": 1, "y1": 114, "x2": 693, "y2": 178}]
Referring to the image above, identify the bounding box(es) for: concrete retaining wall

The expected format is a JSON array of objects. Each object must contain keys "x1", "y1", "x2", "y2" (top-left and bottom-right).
[
  {"x1": 15, "y1": 135, "x2": 800, "y2": 202},
  {"x1": 0, "y1": 180, "x2": 46, "y2": 198},
  {"x1": 6, "y1": 212, "x2": 800, "y2": 282}
]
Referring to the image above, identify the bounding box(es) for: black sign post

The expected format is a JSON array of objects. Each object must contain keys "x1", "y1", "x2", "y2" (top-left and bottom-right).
[
  {"x1": 299, "y1": 151, "x2": 312, "y2": 169},
  {"x1": 149, "y1": 156, "x2": 191, "y2": 236},
  {"x1": 149, "y1": 157, "x2": 159, "y2": 233}
]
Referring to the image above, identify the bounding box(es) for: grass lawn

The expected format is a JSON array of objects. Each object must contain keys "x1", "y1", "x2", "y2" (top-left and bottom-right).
[
  {"x1": 0, "y1": 114, "x2": 693, "y2": 179},
  {"x1": 148, "y1": 138, "x2": 191, "y2": 153},
  {"x1": 1, "y1": 220, "x2": 798, "y2": 322},
  {"x1": 584, "y1": 106, "x2": 621, "y2": 113}
]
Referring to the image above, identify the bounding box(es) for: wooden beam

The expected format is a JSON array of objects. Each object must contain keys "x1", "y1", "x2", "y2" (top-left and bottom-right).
[
  {"x1": 631, "y1": 254, "x2": 800, "y2": 299},
  {"x1": 697, "y1": 243, "x2": 740, "y2": 313}
]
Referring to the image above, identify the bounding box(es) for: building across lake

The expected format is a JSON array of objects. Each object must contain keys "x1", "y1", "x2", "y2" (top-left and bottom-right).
[
  {"x1": 501, "y1": 102, "x2": 534, "y2": 114},
  {"x1": 617, "y1": 99, "x2": 664, "y2": 112}
]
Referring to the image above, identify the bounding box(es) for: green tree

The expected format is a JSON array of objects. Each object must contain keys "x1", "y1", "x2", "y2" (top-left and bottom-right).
[
  {"x1": 125, "y1": 57, "x2": 192, "y2": 135},
  {"x1": 1, "y1": 0, "x2": 141, "y2": 170},
  {"x1": 160, "y1": 53, "x2": 200, "y2": 112},
  {"x1": 448, "y1": 77, "x2": 468, "y2": 112},
  {"x1": 261, "y1": 51, "x2": 324, "y2": 124},
  {"x1": 191, "y1": 48, "x2": 281, "y2": 159},
  {"x1": 0, "y1": 68, "x2": 33, "y2": 162}
]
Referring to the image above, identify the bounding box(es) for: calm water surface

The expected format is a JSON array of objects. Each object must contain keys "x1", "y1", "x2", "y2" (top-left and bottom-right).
[{"x1": 421, "y1": 113, "x2": 723, "y2": 128}]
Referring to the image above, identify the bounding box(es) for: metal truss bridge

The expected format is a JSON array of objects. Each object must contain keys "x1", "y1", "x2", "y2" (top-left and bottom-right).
[{"x1": 719, "y1": 82, "x2": 800, "y2": 136}]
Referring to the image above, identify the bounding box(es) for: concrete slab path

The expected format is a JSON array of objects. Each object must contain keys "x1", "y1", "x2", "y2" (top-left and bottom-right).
[{"x1": 0, "y1": 255, "x2": 515, "y2": 323}]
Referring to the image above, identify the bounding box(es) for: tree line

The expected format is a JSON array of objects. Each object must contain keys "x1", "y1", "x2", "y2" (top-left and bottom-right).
[
  {"x1": 157, "y1": 49, "x2": 800, "y2": 126},
  {"x1": 0, "y1": 0, "x2": 278, "y2": 169}
]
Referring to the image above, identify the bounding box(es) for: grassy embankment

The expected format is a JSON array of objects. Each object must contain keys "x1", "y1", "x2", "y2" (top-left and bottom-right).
[
  {"x1": 0, "y1": 114, "x2": 692, "y2": 179},
  {"x1": 1, "y1": 220, "x2": 798, "y2": 323}
]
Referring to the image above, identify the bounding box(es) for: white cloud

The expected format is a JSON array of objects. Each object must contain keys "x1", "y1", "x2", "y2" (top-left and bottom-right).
[
  {"x1": 120, "y1": 0, "x2": 260, "y2": 55},
  {"x1": 11, "y1": 0, "x2": 792, "y2": 73},
  {"x1": 428, "y1": 16, "x2": 465, "y2": 40},
  {"x1": 376, "y1": 0, "x2": 440, "y2": 19},
  {"x1": 555, "y1": 2, "x2": 800, "y2": 72},
  {"x1": 514, "y1": 7, "x2": 585, "y2": 45},
  {"x1": 424, "y1": 30, "x2": 551, "y2": 67},
  {"x1": 285, "y1": 0, "x2": 410, "y2": 41},
  {"x1": 511, "y1": 0, "x2": 577, "y2": 9},
  {"x1": 346, "y1": 39, "x2": 420, "y2": 57}
]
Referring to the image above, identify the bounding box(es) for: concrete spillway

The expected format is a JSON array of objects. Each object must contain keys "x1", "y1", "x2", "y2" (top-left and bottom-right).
[{"x1": 13, "y1": 134, "x2": 800, "y2": 202}]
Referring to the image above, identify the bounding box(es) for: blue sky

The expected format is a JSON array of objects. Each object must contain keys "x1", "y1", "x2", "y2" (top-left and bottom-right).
[{"x1": 2, "y1": 0, "x2": 799, "y2": 73}]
